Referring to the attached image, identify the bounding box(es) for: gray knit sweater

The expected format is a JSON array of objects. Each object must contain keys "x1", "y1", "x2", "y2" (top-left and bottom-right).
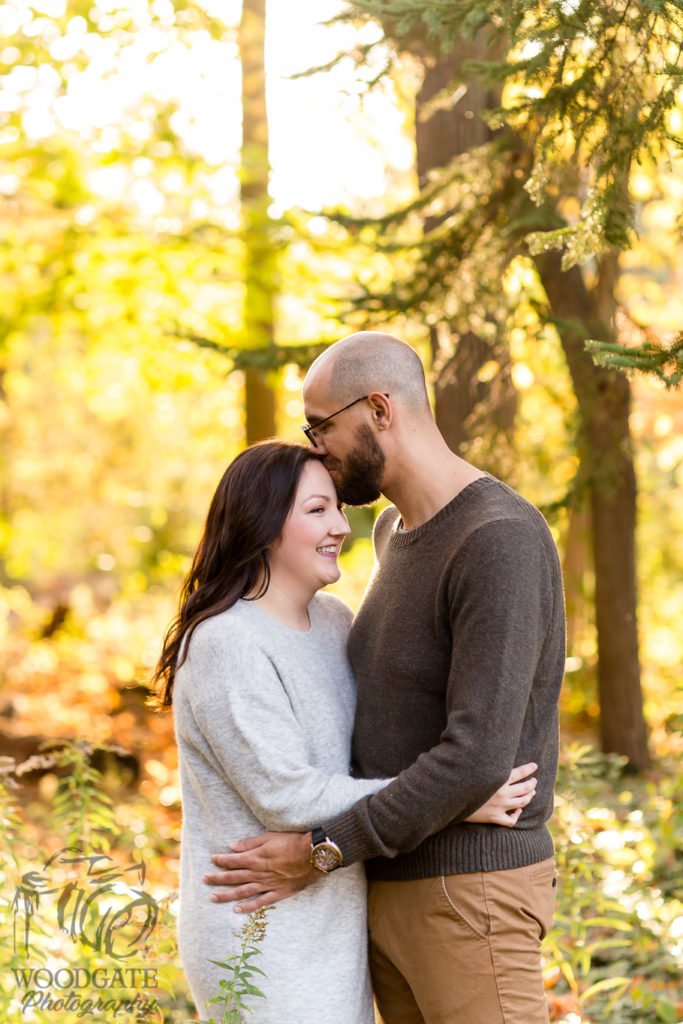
[
  {"x1": 173, "y1": 592, "x2": 388, "y2": 1023},
  {"x1": 323, "y1": 475, "x2": 566, "y2": 880}
]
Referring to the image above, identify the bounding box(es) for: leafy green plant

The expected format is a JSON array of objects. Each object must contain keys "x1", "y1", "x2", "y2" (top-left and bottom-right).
[
  {"x1": 544, "y1": 744, "x2": 682, "y2": 1023},
  {"x1": 16, "y1": 741, "x2": 119, "y2": 851},
  {"x1": 0, "y1": 744, "x2": 179, "y2": 1024},
  {"x1": 192, "y1": 906, "x2": 271, "y2": 1024}
]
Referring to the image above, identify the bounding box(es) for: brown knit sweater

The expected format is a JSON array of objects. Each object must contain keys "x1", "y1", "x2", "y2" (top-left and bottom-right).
[{"x1": 323, "y1": 475, "x2": 566, "y2": 880}]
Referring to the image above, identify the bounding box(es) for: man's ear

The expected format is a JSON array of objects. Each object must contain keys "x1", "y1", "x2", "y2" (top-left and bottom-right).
[{"x1": 367, "y1": 392, "x2": 391, "y2": 429}]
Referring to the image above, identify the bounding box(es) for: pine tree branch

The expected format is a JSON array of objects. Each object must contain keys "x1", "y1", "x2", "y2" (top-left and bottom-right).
[
  {"x1": 171, "y1": 332, "x2": 330, "y2": 370},
  {"x1": 585, "y1": 334, "x2": 683, "y2": 388}
]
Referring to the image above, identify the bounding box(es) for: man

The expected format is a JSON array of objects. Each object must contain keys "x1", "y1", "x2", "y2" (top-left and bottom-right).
[{"x1": 204, "y1": 332, "x2": 565, "y2": 1023}]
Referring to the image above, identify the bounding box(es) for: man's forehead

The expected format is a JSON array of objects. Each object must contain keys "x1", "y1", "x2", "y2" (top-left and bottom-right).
[{"x1": 302, "y1": 364, "x2": 335, "y2": 416}]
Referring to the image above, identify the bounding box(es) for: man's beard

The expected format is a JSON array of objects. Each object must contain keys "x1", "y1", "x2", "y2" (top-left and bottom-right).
[{"x1": 327, "y1": 424, "x2": 386, "y2": 506}]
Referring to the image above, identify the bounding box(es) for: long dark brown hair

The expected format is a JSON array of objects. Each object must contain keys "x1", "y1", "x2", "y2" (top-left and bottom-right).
[{"x1": 153, "y1": 440, "x2": 319, "y2": 707}]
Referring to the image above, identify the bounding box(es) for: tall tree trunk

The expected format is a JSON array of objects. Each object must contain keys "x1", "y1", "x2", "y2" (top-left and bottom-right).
[
  {"x1": 535, "y1": 250, "x2": 649, "y2": 769},
  {"x1": 562, "y1": 505, "x2": 589, "y2": 657},
  {"x1": 415, "y1": 43, "x2": 516, "y2": 460},
  {"x1": 239, "y1": 0, "x2": 276, "y2": 444}
]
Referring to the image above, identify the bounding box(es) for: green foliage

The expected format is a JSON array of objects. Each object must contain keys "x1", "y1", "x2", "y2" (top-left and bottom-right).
[
  {"x1": 334, "y1": 0, "x2": 683, "y2": 405},
  {"x1": 586, "y1": 333, "x2": 683, "y2": 389},
  {"x1": 18, "y1": 741, "x2": 117, "y2": 852},
  {"x1": 545, "y1": 745, "x2": 683, "y2": 1023},
  {"x1": 175, "y1": 334, "x2": 330, "y2": 372},
  {"x1": 0, "y1": 0, "x2": 252, "y2": 592},
  {"x1": 0, "y1": 759, "x2": 30, "y2": 889},
  {"x1": 323, "y1": 139, "x2": 523, "y2": 344},
  {"x1": 0, "y1": 745, "x2": 185, "y2": 1023},
  {"x1": 346, "y1": 0, "x2": 683, "y2": 261},
  {"x1": 194, "y1": 908, "x2": 271, "y2": 1024}
]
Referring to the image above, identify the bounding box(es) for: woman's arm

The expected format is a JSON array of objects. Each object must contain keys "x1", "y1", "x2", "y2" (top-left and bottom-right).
[
  {"x1": 174, "y1": 623, "x2": 388, "y2": 833},
  {"x1": 464, "y1": 762, "x2": 537, "y2": 826}
]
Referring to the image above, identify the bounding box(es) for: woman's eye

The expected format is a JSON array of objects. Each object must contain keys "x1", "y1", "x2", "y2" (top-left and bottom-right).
[{"x1": 309, "y1": 506, "x2": 324, "y2": 514}]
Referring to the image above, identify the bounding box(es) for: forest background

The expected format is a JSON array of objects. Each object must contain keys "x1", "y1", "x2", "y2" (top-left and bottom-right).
[{"x1": 0, "y1": 1, "x2": 682, "y2": 1022}]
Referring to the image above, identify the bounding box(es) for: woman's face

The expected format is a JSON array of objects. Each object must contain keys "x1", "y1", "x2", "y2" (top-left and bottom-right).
[{"x1": 268, "y1": 460, "x2": 350, "y2": 595}]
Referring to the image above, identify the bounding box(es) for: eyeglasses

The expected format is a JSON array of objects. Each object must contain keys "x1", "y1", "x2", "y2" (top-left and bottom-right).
[{"x1": 301, "y1": 396, "x2": 370, "y2": 445}]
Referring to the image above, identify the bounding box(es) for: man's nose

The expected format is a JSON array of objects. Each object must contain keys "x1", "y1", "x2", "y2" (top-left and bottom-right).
[{"x1": 307, "y1": 434, "x2": 327, "y2": 455}]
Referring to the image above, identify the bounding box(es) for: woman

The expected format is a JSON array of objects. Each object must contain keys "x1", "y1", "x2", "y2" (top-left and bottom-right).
[{"x1": 154, "y1": 441, "x2": 536, "y2": 1024}]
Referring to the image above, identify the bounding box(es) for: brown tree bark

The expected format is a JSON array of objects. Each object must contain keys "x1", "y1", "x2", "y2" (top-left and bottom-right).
[
  {"x1": 534, "y1": 250, "x2": 649, "y2": 768},
  {"x1": 562, "y1": 505, "x2": 590, "y2": 657},
  {"x1": 415, "y1": 43, "x2": 516, "y2": 459},
  {"x1": 433, "y1": 331, "x2": 516, "y2": 452},
  {"x1": 239, "y1": 0, "x2": 276, "y2": 444}
]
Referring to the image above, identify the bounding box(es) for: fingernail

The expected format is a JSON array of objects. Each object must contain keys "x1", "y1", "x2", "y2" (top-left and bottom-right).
[
  {"x1": 235, "y1": 906, "x2": 243, "y2": 914},
  {"x1": 211, "y1": 894, "x2": 218, "y2": 902}
]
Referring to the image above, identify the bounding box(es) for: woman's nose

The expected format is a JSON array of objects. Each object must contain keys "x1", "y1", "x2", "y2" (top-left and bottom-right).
[{"x1": 330, "y1": 509, "x2": 350, "y2": 536}]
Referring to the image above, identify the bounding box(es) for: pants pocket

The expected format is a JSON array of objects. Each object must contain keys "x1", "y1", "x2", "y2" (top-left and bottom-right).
[
  {"x1": 524, "y1": 857, "x2": 557, "y2": 940},
  {"x1": 439, "y1": 873, "x2": 491, "y2": 940}
]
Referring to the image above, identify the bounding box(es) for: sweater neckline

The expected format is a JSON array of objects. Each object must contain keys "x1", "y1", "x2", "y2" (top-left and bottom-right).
[
  {"x1": 237, "y1": 596, "x2": 318, "y2": 636},
  {"x1": 389, "y1": 474, "x2": 495, "y2": 547}
]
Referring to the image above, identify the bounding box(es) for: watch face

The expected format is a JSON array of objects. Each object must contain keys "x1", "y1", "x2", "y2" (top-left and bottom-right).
[{"x1": 312, "y1": 842, "x2": 343, "y2": 871}]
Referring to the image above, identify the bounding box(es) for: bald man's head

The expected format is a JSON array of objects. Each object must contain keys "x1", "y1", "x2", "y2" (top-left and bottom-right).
[{"x1": 306, "y1": 332, "x2": 431, "y2": 413}]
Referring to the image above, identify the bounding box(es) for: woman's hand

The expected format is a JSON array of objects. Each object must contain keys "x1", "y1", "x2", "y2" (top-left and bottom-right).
[{"x1": 465, "y1": 762, "x2": 537, "y2": 827}]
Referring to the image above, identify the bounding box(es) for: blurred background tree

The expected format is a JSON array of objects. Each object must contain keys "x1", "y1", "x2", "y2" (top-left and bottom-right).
[{"x1": 239, "y1": 0, "x2": 277, "y2": 442}]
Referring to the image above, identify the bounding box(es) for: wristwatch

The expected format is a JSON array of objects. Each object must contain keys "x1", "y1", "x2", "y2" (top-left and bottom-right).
[{"x1": 310, "y1": 827, "x2": 343, "y2": 872}]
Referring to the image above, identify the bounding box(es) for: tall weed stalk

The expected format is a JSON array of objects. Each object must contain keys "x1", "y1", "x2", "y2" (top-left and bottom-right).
[{"x1": 193, "y1": 907, "x2": 271, "y2": 1024}]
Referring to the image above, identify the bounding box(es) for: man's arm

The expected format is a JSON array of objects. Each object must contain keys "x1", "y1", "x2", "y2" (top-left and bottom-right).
[
  {"x1": 204, "y1": 762, "x2": 538, "y2": 911},
  {"x1": 206, "y1": 519, "x2": 559, "y2": 910},
  {"x1": 321, "y1": 519, "x2": 558, "y2": 862},
  {"x1": 205, "y1": 831, "x2": 317, "y2": 909}
]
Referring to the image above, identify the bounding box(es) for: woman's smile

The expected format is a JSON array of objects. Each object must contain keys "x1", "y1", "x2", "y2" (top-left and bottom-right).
[{"x1": 317, "y1": 544, "x2": 341, "y2": 558}]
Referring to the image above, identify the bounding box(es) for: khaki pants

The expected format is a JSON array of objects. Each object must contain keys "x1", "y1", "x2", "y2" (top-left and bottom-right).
[{"x1": 368, "y1": 857, "x2": 557, "y2": 1024}]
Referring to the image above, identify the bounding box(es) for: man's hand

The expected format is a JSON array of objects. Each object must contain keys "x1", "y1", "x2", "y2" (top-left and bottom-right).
[{"x1": 203, "y1": 831, "x2": 321, "y2": 914}]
